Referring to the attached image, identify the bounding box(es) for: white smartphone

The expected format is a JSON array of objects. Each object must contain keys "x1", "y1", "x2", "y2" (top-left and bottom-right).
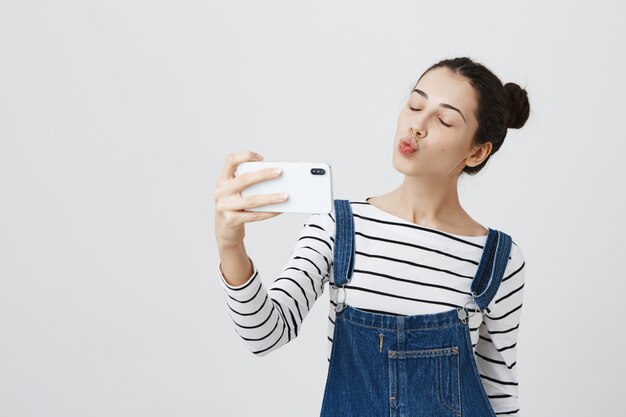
[{"x1": 234, "y1": 161, "x2": 333, "y2": 214}]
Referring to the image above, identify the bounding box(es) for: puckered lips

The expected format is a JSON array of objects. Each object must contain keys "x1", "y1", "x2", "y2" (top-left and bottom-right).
[{"x1": 398, "y1": 136, "x2": 418, "y2": 154}]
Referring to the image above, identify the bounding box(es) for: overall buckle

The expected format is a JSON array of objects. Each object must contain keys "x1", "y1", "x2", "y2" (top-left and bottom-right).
[
  {"x1": 334, "y1": 285, "x2": 347, "y2": 313},
  {"x1": 457, "y1": 293, "x2": 483, "y2": 324}
]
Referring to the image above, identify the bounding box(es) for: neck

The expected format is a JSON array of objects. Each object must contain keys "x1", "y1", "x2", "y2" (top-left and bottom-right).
[{"x1": 390, "y1": 175, "x2": 464, "y2": 227}]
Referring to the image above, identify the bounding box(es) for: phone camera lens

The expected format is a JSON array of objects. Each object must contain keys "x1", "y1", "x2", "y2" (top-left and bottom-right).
[{"x1": 311, "y1": 168, "x2": 326, "y2": 175}]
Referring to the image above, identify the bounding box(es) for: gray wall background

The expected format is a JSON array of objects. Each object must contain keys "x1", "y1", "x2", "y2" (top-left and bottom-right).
[{"x1": 1, "y1": 1, "x2": 624, "y2": 416}]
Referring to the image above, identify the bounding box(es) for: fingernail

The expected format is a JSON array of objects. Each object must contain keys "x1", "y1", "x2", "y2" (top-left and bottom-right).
[
  {"x1": 271, "y1": 168, "x2": 282, "y2": 175},
  {"x1": 280, "y1": 193, "x2": 288, "y2": 200},
  {"x1": 256, "y1": 154, "x2": 263, "y2": 160}
]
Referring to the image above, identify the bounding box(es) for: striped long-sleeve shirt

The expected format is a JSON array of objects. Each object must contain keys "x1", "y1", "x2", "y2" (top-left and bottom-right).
[{"x1": 218, "y1": 198, "x2": 526, "y2": 416}]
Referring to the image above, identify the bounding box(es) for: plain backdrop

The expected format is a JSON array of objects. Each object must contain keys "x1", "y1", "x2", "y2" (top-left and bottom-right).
[{"x1": 1, "y1": 1, "x2": 625, "y2": 416}]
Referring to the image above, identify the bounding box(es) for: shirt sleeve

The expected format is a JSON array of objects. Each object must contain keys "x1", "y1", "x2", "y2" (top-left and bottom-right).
[
  {"x1": 217, "y1": 212, "x2": 335, "y2": 356},
  {"x1": 474, "y1": 241, "x2": 526, "y2": 416}
]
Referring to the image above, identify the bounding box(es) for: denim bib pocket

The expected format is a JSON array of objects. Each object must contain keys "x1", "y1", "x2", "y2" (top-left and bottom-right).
[{"x1": 388, "y1": 345, "x2": 461, "y2": 416}]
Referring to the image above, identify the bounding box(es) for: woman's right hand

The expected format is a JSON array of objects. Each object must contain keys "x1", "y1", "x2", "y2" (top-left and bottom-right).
[{"x1": 214, "y1": 151, "x2": 289, "y2": 249}]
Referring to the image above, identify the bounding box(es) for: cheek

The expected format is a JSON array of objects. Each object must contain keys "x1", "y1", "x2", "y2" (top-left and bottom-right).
[
  {"x1": 432, "y1": 141, "x2": 465, "y2": 160},
  {"x1": 396, "y1": 114, "x2": 407, "y2": 128}
]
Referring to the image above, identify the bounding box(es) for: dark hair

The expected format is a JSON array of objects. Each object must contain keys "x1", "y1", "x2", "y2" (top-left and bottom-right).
[{"x1": 415, "y1": 57, "x2": 530, "y2": 175}]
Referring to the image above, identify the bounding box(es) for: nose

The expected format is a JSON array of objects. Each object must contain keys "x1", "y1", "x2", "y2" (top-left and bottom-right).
[{"x1": 409, "y1": 126, "x2": 424, "y2": 139}]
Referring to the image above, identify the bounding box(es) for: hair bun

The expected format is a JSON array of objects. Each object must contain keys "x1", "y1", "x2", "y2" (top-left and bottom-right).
[{"x1": 504, "y1": 82, "x2": 530, "y2": 129}]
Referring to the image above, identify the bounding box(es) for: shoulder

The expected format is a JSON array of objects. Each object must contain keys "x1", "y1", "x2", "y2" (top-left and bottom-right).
[
  {"x1": 309, "y1": 199, "x2": 368, "y2": 242},
  {"x1": 330, "y1": 199, "x2": 367, "y2": 211},
  {"x1": 483, "y1": 234, "x2": 526, "y2": 317},
  {"x1": 505, "y1": 234, "x2": 525, "y2": 267},
  {"x1": 502, "y1": 236, "x2": 526, "y2": 284},
  {"x1": 324, "y1": 198, "x2": 368, "y2": 221},
  {"x1": 304, "y1": 210, "x2": 336, "y2": 240}
]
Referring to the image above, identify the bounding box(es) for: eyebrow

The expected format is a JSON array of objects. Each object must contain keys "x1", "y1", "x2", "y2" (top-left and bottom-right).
[{"x1": 411, "y1": 88, "x2": 466, "y2": 123}]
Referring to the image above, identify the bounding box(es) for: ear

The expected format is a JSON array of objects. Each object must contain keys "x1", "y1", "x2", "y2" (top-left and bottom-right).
[{"x1": 465, "y1": 141, "x2": 493, "y2": 167}]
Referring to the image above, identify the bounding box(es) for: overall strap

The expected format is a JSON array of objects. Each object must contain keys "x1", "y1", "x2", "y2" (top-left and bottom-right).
[
  {"x1": 331, "y1": 199, "x2": 355, "y2": 288},
  {"x1": 470, "y1": 228, "x2": 513, "y2": 312}
]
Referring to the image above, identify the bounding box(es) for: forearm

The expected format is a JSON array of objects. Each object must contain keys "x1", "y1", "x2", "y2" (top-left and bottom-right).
[{"x1": 218, "y1": 242, "x2": 254, "y2": 287}]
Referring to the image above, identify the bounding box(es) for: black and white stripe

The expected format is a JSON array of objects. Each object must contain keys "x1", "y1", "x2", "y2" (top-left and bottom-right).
[{"x1": 218, "y1": 199, "x2": 525, "y2": 415}]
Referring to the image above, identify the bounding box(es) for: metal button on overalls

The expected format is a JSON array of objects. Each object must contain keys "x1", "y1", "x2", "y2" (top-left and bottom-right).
[{"x1": 319, "y1": 199, "x2": 512, "y2": 417}]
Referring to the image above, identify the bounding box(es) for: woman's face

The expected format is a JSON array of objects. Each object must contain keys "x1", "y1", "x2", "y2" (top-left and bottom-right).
[{"x1": 392, "y1": 67, "x2": 487, "y2": 178}]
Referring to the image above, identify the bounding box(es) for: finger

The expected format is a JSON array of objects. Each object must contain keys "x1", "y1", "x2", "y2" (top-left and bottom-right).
[
  {"x1": 219, "y1": 192, "x2": 288, "y2": 212},
  {"x1": 225, "y1": 166, "x2": 282, "y2": 196},
  {"x1": 218, "y1": 151, "x2": 263, "y2": 184},
  {"x1": 239, "y1": 211, "x2": 283, "y2": 223}
]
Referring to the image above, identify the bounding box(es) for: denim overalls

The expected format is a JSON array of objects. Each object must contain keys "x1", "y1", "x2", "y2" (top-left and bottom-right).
[{"x1": 320, "y1": 199, "x2": 513, "y2": 417}]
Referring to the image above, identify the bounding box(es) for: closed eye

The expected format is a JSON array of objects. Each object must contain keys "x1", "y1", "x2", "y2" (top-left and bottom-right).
[{"x1": 409, "y1": 107, "x2": 452, "y2": 128}]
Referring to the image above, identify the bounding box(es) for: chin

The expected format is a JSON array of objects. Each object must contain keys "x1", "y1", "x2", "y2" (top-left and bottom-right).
[{"x1": 392, "y1": 152, "x2": 417, "y2": 174}]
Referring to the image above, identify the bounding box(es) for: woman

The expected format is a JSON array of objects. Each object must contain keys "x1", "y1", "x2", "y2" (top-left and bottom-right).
[{"x1": 214, "y1": 56, "x2": 530, "y2": 416}]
